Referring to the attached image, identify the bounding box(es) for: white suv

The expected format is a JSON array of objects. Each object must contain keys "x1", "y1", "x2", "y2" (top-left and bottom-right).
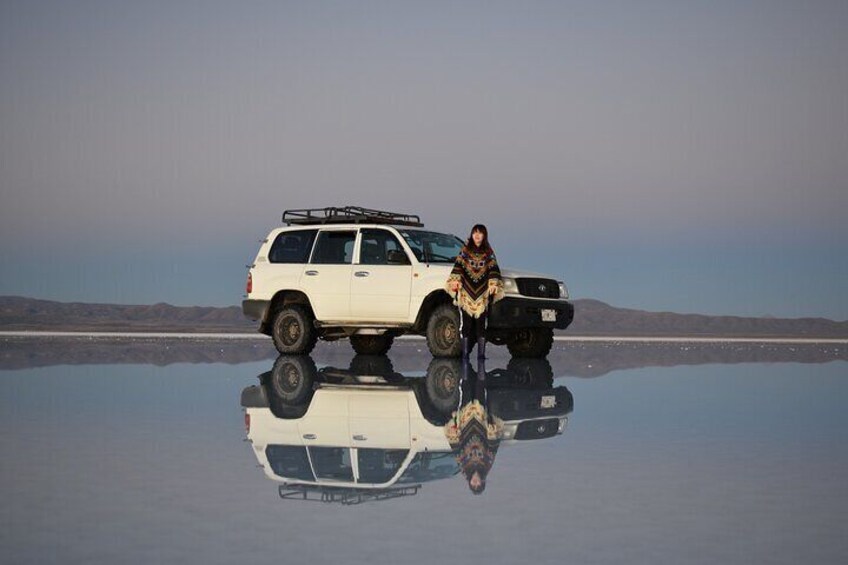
[{"x1": 242, "y1": 207, "x2": 574, "y2": 357}]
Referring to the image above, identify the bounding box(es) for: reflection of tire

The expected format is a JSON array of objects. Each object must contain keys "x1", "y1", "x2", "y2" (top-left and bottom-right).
[
  {"x1": 426, "y1": 304, "x2": 461, "y2": 357},
  {"x1": 349, "y1": 334, "x2": 394, "y2": 355},
  {"x1": 271, "y1": 305, "x2": 317, "y2": 355},
  {"x1": 349, "y1": 354, "x2": 395, "y2": 378},
  {"x1": 424, "y1": 358, "x2": 462, "y2": 414},
  {"x1": 507, "y1": 328, "x2": 554, "y2": 358},
  {"x1": 270, "y1": 355, "x2": 317, "y2": 405},
  {"x1": 505, "y1": 357, "x2": 554, "y2": 388}
]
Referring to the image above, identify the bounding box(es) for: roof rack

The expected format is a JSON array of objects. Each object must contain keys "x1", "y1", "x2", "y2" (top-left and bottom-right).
[
  {"x1": 282, "y1": 206, "x2": 424, "y2": 227},
  {"x1": 278, "y1": 484, "x2": 421, "y2": 505}
]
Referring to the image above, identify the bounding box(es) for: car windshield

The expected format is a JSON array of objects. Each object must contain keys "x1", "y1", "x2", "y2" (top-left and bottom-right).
[{"x1": 398, "y1": 230, "x2": 464, "y2": 263}]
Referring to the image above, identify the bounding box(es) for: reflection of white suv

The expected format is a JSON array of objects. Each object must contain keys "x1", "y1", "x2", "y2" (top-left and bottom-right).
[
  {"x1": 242, "y1": 378, "x2": 457, "y2": 492},
  {"x1": 240, "y1": 356, "x2": 573, "y2": 496},
  {"x1": 242, "y1": 207, "x2": 574, "y2": 357}
]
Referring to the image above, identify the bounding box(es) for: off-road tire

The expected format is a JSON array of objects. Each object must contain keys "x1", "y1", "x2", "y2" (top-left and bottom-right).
[
  {"x1": 426, "y1": 304, "x2": 461, "y2": 357},
  {"x1": 270, "y1": 355, "x2": 317, "y2": 404},
  {"x1": 504, "y1": 357, "x2": 554, "y2": 388},
  {"x1": 506, "y1": 328, "x2": 554, "y2": 358},
  {"x1": 424, "y1": 358, "x2": 462, "y2": 414},
  {"x1": 349, "y1": 354, "x2": 400, "y2": 381},
  {"x1": 271, "y1": 305, "x2": 317, "y2": 355},
  {"x1": 349, "y1": 334, "x2": 394, "y2": 355}
]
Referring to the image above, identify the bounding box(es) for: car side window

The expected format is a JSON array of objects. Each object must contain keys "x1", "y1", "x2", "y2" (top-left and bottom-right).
[
  {"x1": 268, "y1": 230, "x2": 318, "y2": 264},
  {"x1": 359, "y1": 229, "x2": 407, "y2": 265},
  {"x1": 311, "y1": 231, "x2": 356, "y2": 264},
  {"x1": 357, "y1": 449, "x2": 409, "y2": 484},
  {"x1": 308, "y1": 447, "x2": 354, "y2": 481}
]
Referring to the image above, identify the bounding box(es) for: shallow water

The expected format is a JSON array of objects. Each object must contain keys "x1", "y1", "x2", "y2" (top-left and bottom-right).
[{"x1": 1, "y1": 340, "x2": 846, "y2": 565}]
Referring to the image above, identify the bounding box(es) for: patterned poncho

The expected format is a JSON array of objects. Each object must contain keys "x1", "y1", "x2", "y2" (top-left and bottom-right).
[
  {"x1": 444, "y1": 400, "x2": 504, "y2": 486},
  {"x1": 445, "y1": 245, "x2": 506, "y2": 318}
]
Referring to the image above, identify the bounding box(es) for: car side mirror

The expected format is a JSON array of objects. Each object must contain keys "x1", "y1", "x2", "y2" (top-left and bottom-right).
[{"x1": 386, "y1": 249, "x2": 410, "y2": 265}]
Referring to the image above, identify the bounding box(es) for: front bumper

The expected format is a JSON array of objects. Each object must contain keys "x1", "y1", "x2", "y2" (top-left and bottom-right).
[
  {"x1": 242, "y1": 299, "x2": 270, "y2": 322},
  {"x1": 488, "y1": 386, "x2": 574, "y2": 421},
  {"x1": 487, "y1": 296, "x2": 574, "y2": 330}
]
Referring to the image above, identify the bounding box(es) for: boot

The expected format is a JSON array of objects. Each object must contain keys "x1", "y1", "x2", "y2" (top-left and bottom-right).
[
  {"x1": 461, "y1": 337, "x2": 469, "y2": 360},
  {"x1": 477, "y1": 337, "x2": 486, "y2": 360}
]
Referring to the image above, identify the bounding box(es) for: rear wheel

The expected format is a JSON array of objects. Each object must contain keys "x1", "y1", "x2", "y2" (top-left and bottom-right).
[
  {"x1": 349, "y1": 334, "x2": 394, "y2": 355},
  {"x1": 270, "y1": 355, "x2": 317, "y2": 404},
  {"x1": 506, "y1": 328, "x2": 554, "y2": 358},
  {"x1": 426, "y1": 304, "x2": 461, "y2": 357},
  {"x1": 271, "y1": 305, "x2": 317, "y2": 355}
]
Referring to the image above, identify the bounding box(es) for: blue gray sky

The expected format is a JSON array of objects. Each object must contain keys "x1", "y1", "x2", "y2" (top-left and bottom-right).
[{"x1": 1, "y1": 1, "x2": 846, "y2": 318}]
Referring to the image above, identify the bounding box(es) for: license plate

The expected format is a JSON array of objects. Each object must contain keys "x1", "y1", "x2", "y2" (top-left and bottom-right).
[
  {"x1": 540, "y1": 395, "x2": 556, "y2": 409},
  {"x1": 541, "y1": 309, "x2": 556, "y2": 322}
]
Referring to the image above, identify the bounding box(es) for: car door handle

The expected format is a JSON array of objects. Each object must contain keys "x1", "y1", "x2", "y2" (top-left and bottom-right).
[
  {"x1": 305, "y1": 270, "x2": 318, "y2": 276},
  {"x1": 354, "y1": 271, "x2": 370, "y2": 277},
  {"x1": 352, "y1": 435, "x2": 367, "y2": 441},
  {"x1": 302, "y1": 434, "x2": 317, "y2": 440}
]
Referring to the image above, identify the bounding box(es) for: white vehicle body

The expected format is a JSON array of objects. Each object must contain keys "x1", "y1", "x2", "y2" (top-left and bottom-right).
[
  {"x1": 245, "y1": 386, "x2": 454, "y2": 489},
  {"x1": 248, "y1": 223, "x2": 560, "y2": 324},
  {"x1": 242, "y1": 208, "x2": 575, "y2": 357}
]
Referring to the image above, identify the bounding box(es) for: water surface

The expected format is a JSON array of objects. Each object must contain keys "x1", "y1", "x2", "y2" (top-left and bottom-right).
[{"x1": 1, "y1": 341, "x2": 845, "y2": 564}]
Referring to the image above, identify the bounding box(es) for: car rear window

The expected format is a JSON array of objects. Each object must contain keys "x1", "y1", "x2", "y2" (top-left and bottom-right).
[{"x1": 268, "y1": 230, "x2": 318, "y2": 264}]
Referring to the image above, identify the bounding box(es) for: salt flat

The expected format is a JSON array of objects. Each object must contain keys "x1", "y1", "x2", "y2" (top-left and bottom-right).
[{"x1": 0, "y1": 330, "x2": 845, "y2": 344}]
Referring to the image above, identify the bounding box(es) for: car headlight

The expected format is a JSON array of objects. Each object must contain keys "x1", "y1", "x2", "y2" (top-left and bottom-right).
[
  {"x1": 503, "y1": 277, "x2": 518, "y2": 294},
  {"x1": 558, "y1": 281, "x2": 568, "y2": 299}
]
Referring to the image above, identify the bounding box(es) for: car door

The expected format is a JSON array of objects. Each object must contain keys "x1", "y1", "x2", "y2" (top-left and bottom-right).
[
  {"x1": 299, "y1": 229, "x2": 356, "y2": 321},
  {"x1": 348, "y1": 389, "x2": 411, "y2": 449},
  {"x1": 350, "y1": 228, "x2": 413, "y2": 321},
  {"x1": 297, "y1": 389, "x2": 350, "y2": 447}
]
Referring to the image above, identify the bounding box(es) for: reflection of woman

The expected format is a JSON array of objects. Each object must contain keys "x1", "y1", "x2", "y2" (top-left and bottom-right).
[
  {"x1": 444, "y1": 361, "x2": 503, "y2": 494},
  {"x1": 445, "y1": 224, "x2": 505, "y2": 359}
]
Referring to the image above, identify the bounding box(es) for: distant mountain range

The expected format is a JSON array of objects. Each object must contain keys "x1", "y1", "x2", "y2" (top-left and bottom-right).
[{"x1": 1, "y1": 295, "x2": 846, "y2": 337}]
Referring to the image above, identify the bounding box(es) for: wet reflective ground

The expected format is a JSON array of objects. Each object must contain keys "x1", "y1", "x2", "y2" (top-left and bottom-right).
[{"x1": 2, "y1": 339, "x2": 846, "y2": 564}]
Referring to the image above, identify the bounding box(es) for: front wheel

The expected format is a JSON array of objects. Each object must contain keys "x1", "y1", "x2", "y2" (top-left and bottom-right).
[
  {"x1": 271, "y1": 305, "x2": 317, "y2": 355},
  {"x1": 349, "y1": 334, "x2": 394, "y2": 355},
  {"x1": 426, "y1": 304, "x2": 461, "y2": 357},
  {"x1": 506, "y1": 328, "x2": 554, "y2": 358},
  {"x1": 423, "y1": 357, "x2": 462, "y2": 414}
]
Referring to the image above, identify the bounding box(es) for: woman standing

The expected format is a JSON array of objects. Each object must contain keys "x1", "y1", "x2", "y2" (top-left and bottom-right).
[
  {"x1": 444, "y1": 359, "x2": 503, "y2": 495},
  {"x1": 445, "y1": 224, "x2": 505, "y2": 359}
]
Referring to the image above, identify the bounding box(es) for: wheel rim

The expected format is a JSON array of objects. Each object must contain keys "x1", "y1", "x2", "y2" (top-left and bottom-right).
[
  {"x1": 436, "y1": 318, "x2": 457, "y2": 350},
  {"x1": 279, "y1": 315, "x2": 301, "y2": 346},
  {"x1": 432, "y1": 366, "x2": 458, "y2": 399},
  {"x1": 281, "y1": 364, "x2": 300, "y2": 390},
  {"x1": 274, "y1": 363, "x2": 301, "y2": 394}
]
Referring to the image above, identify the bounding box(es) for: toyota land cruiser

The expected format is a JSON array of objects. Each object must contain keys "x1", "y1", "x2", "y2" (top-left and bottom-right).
[{"x1": 242, "y1": 207, "x2": 574, "y2": 357}]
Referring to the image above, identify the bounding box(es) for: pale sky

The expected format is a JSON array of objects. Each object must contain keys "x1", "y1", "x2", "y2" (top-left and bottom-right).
[{"x1": 1, "y1": 1, "x2": 846, "y2": 318}]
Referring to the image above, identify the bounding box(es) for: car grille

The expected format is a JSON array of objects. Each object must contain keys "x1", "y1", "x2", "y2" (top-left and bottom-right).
[
  {"x1": 516, "y1": 278, "x2": 560, "y2": 298},
  {"x1": 514, "y1": 418, "x2": 561, "y2": 440}
]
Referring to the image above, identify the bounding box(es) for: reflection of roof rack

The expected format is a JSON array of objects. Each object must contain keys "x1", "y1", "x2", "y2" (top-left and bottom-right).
[
  {"x1": 282, "y1": 206, "x2": 424, "y2": 227},
  {"x1": 278, "y1": 484, "x2": 421, "y2": 505}
]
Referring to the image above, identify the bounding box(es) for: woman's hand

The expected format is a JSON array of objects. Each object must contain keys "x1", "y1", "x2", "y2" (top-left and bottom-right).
[{"x1": 449, "y1": 280, "x2": 460, "y2": 292}]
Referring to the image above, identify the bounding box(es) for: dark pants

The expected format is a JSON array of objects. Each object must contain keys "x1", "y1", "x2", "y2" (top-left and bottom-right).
[{"x1": 459, "y1": 309, "x2": 488, "y2": 342}]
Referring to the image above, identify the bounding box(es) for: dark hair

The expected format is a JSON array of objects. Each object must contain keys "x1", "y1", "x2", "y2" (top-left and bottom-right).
[{"x1": 465, "y1": 224, "x2": 492, "y2": 253}]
